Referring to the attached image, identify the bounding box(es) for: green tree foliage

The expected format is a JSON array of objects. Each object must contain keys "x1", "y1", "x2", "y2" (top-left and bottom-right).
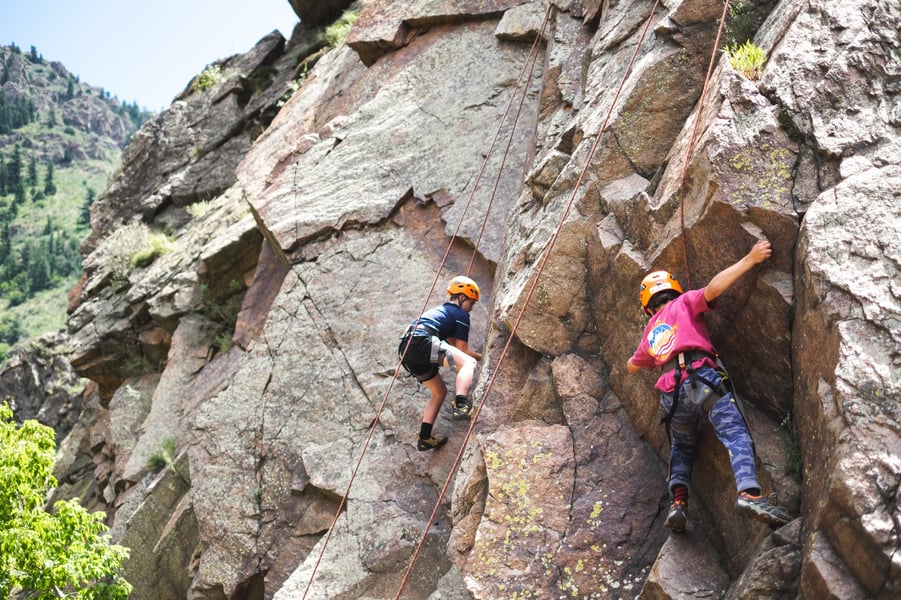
[
  {"x1": 0, "y1": 313, "x2": 21, "y2": 345},
  {"x1": 325, "y1": 9, "x2": 360, "y2": 47},
  {"x1": 43, "y1": 160, "x2": 56, "y2": 196},
  {"x1": 22, "y1": 240, "x2": 53, "y2": 290},
  {"x1": 4, "y1": 146, "x2": 22, "y2": 198},
  {"x1": 80, "y1": 187, "x2": 96, "y2": 226},
  {"x1": 119, "y1": 100, "x2": 150, "y2": 129},
  {"x1": 724, "y1": 0, "x2": 761, "y2": 47},
  {"x1": 0, "y1": 221, "x2": 10, "y2": 262},
  {"x1": 0, "y1": 92, "x2": 36, "y2": 134},
  {"x1": 0, "y1": 218, "x2": 82, "y2": 309},
  {"x1": 0, "y1": 43, "x2": 141, "y2": 348},
  {"x1": 0, "y1": 404, "x2": 132, "y2": 598},
  {"x1": 27, "y1": 155, "x2": 38, "y2": 188}
]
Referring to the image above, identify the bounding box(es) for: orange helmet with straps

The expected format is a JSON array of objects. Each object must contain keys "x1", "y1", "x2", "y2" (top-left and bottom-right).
[
  {"x1": 639, "y1": 271, "x2": 683, "y2": 313},
  {"x1": 447, "y1": 276, "x2": 480, "y2": 301}
]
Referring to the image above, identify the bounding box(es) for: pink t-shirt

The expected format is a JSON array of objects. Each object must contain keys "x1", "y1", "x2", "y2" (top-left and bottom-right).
[{"x1": 630, "y1": 288, "x2": 718, "y2": 391}]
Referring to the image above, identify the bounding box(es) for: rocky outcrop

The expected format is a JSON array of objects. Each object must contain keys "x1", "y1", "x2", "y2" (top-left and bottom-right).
[
  {"x1": 0, "y1": 333, "x2": 86, "y2": 440},
  {"x1": 47, "y1": 0, "x2": 900, "y2": 599},
  {"x1": 80, "y1": 30, "x2": 303, "y2": 252},
  {"x1": 288, "y1": 0, "x2": 356, "y2": 26}
]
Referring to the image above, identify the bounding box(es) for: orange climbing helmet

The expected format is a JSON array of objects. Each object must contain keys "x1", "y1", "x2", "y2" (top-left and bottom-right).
[
  {"x1": 447, "y1": 276, "x2": 480, "y2": 301},
  {"x1": 639, "y1": 270, "x2": 683, "y2": 313}
]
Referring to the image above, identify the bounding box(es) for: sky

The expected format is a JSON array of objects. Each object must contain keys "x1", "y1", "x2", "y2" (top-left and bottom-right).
[{"x1": 0, "y1": 0, "x2": 301, "y2": 112}]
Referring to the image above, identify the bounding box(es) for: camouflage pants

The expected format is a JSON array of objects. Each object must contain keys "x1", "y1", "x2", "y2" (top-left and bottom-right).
[{"x1": 661, "y1": 365, "x2": 760, "y2": 494}]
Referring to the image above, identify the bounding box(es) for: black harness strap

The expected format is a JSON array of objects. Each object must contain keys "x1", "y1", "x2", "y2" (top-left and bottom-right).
[
  {"x1": 659, "y1": 351, "x2": 760, "y2": 465},
  {"x1": 660, "y1": 352, "x2": 694, "y2": 432},
  {"x1": 660, "y1": 351, "x2": 720, "y2": 426}
]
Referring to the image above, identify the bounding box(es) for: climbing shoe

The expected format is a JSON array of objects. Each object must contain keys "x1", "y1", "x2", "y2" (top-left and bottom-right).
[
  {"x1": 451, "y1": 397, "x2": 473, "y2": 420},
  {"x1": 664, "y1": 499, "x2": 688, "y2": 532},
  {"x1": 735, "y1": 491, "x2": 791, "y2": 527},
  {"x1": 417, "y1": 436, "x2": 448, "y2": 451}
]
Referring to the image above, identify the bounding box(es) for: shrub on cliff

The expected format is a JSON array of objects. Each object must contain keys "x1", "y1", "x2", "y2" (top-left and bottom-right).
[{"x1": 0, "y1": 404, "x2": 132, "y2": 599}]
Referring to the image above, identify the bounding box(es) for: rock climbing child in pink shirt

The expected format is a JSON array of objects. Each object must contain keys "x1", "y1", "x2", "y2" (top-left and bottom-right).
[{"x1": 627, "y1": 239, "x2": 792, "y2": 532}]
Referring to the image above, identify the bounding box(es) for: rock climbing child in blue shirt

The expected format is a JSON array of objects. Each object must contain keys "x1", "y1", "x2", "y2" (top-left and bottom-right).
[{"x1": 399, "y1": 276, "x2": 483, "y2": 451}]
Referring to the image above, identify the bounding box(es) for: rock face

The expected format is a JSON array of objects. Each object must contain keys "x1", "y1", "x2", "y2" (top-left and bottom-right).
[
  {"x1": 0, "y1": 333, "x2": 86, "y2": 440},
  {"x1": 47, "y1": 0, "x2": 900, "y2": 599}
]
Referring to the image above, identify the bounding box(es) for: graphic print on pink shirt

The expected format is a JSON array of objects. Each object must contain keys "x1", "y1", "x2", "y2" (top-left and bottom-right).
[{"x1": 647, "y1": 321, "x2": 678, "y2": 361}]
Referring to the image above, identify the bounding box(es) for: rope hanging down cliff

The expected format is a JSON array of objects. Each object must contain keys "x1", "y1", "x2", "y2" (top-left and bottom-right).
[
  {"x1": 394, "y1": 0, "x2": 665, "y2": 595},
  {"x1": 676, "y1": 0, "x2": 734, "y2": 287},
  {"x1": 299, "y1": 6, "x2": 554, "y2": 598}
]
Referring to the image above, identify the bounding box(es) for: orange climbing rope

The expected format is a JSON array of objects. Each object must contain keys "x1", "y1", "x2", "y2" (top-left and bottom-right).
[
  {"x1": 676, "y1": 0, "x2": 733, "y2": 287},
  {"x1": 299, "y1": 7, "x2": 554, "y2": 598},
  {"x1": 393, "y1": 0, "x2": 664, "y2": 596}
]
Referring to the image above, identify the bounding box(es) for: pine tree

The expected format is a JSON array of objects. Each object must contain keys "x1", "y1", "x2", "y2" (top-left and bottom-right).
[
  {"x1": 6, "y1": 146, "x2": 22, "y2": 198},
  {"x1": 0, "y1": 221, "x2": 9, "y2": 264},
  {"x1": 27, "y1": 154, "x2": 38, "y2": 188},
  {"x1": 80, "y1": 187, "x2": 95, "y2": 225},
  {"x1": 25, "y1": 240, "x2": 52, "y2": 291},
  {"x1": 43, "y1": 160, "x2": 56, "y2": 196}
]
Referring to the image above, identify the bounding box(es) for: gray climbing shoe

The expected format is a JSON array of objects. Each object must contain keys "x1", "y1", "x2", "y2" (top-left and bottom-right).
[
  {"x1": 735, "y1": 491, "x2": 791, "y2": 527},
  {"x1": 664, "y1": 498, "x2": 688, "y2": 532},
  {"x1": 417, "y1": 436, "x2": 447, "y2": 451},
  {"x1": 451, "y1": 397, "x2": 473, "y2": 420}
]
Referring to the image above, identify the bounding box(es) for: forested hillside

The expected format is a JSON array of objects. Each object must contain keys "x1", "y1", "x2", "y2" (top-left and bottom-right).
[{"x1": 0, "y1": 43, "x2": 151, "y2": 360}]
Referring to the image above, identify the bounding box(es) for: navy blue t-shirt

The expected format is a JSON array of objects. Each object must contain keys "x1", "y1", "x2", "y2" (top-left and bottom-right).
[{"x1": 413, "y1": 302, "x2": 470, "y2": 343}]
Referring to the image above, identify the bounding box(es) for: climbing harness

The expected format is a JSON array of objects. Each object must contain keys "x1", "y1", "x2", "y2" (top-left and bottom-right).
[
  {"x1": 397, "y1": 324, "x2": 446, "y2": 381},
  {"x1": 660, "y1": 350, "x2": 759, "y2": 465},
  {"x1": 660, "y1": 350, "x2": 720, "y2": 426}
]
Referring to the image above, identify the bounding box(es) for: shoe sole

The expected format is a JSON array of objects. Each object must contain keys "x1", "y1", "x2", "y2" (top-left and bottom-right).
[
  {"x1": 451, "y1": 404, "x2": 472, "y2": 420},
  {"x1": 417, "y1": 439, "x2": 447, "y2": 451},
  {"x1": 664, "y1": 512, "x2": 686, "y2": 532},
  {"x1": 735, "y1": 502, "x2": 789, "y2": 527}
]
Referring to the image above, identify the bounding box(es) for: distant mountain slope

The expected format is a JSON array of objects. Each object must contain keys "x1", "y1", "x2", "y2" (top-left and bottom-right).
[{"x1": 0, "y1": 43, "x2": 152, "y2": 360}]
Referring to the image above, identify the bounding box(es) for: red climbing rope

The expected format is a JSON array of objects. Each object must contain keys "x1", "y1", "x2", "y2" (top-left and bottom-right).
[
  {"x1": 300, "y1": 7, "x2": 554, "y2": 598},
  {"x1": 393, "y1": 1, "x2": 663, "y2": 596},
  {"x1": 676, "y1": 0, "x2": 733, "y2": 287}
]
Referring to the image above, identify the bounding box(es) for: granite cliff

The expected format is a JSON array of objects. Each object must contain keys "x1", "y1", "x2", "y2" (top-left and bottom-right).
[{"x1": 32, "y1": 0, "x2": 901, "y2": 598}]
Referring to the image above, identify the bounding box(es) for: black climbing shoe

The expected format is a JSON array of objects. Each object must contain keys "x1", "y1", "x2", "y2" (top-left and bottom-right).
[
  {"x1": 417, "y1": 436, "x2": 448, "y2": 451},
  {"x1": 735, "y1": 491, "x2": 791, "y2": 527},
  {"x1": 451, "y1": 397, "x2": 473, "y2": 420},
  {"x1": 664, "y1": 498, "x2": 688, "y2": 532}
]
